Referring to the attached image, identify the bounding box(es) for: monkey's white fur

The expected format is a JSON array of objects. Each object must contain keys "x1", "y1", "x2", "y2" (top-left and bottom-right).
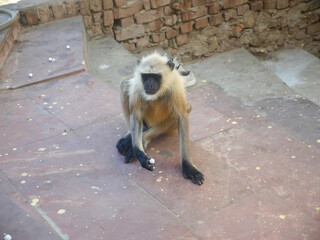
[{"x1": 129, "y1": 52, "x2": 185, "y2": 101}]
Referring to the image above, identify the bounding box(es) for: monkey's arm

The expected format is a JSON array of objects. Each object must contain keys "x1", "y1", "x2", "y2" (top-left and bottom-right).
[
  {"x1": 130, "y1": 114, "x2": 154, "y2": 171},
  {"x1": 177, "y1": 111, "x2": 204, "y2": 185}
]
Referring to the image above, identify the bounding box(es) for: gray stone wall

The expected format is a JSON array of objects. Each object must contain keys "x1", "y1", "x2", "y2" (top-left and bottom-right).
[{"x1": 20, "y1": 0, "x2": 320, "y2": 60}]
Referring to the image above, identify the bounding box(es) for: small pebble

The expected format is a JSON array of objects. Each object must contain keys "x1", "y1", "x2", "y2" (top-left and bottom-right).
[
  {"x1": 48, "y1": 57, "x2": 53, "y2": 62},
  {"x1": 149, "y1": 158, "x2": 155, "y2": 164},
  {"x1": 66, "y1": 45, "x2": 71, "y2": 49},
  {"x1": 28, "y1": 73, "x2": 33, "y2": 78},
  {"x1": 4, "y1": 234, "x2": 12, "y2": 240}
]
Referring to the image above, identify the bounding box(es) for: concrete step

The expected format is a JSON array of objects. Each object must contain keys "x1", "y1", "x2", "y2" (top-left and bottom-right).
[
  {"x1": 186, "y1": 48, "x2": 298, "y2": 106},
  {"x1": 0, "y1": 15, "x2": 85, "y2": 90},
  {"x1": 261, "y1": 48, "x2": 320, "y2": 107},
  {"x1": 185, "y1": 48, "x2": 320, "y2": 148},
  {"x1": 86, "y1": 35, "x2": 137, "y2": 89}
]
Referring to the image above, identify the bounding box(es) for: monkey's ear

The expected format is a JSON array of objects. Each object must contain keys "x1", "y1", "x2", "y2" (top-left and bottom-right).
[
  {"x1": 167, "y1": 59, "x2": 175, "y2": 71},
  {"x1": 137, "y1": 59, "x2": 141, "y2": 65}
]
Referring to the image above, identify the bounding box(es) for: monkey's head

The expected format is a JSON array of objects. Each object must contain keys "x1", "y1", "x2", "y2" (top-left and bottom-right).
[{"x1": 135, "y1": 52, "x2": 175, "y2": 99}]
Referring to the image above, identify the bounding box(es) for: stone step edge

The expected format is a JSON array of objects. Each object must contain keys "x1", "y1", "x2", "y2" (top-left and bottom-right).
[
  {"x1": 0, "y1": 12, "x2": 20, "y2": 71},
  {"x1": 6, "y1": 68, "x2": 85, "y2": 90}
]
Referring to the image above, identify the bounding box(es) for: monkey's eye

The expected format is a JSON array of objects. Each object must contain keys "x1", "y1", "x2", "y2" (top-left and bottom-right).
[{"x1": 141, "y1": 73, "x2": 162, "y2": 83}]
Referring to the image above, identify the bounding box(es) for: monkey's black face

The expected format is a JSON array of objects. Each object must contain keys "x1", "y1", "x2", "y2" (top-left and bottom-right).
[{"x1": 141, "y1": 73, "x2": 162, "y2": 95}]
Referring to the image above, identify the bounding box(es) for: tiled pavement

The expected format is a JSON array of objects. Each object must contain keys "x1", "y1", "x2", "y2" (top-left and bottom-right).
[{"x1": 1, "y1": 17, "x2": 320, "y2": 240}]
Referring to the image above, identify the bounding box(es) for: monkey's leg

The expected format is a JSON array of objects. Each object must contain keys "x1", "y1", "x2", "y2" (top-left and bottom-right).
[
  {"x1": 120, "y1": 79, "x2": 130, "y2": 126},
  {"x1": 116, "y1": 80, "x2": 137, "y2": 163},
  {"x1": 142, "y1": 113, "x2": 178, "y2": 149},
  {"x1": 130, "y1": 115, "x2": 154, "y2": 171},
  {"x1": 178, "y1": 114, "x2": 204, "y2": 185}
]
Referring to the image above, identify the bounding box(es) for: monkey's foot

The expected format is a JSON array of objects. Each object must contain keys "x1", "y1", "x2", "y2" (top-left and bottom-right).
[
  {"x1": 116, "y1": 134, "x2": 132, "y2": 156},
  {"x1": 182, "y1": 162, "x2": 204, "y2": 185},
  {"x1": 124, "y1": 147, "x2": 136, "y2": 163},
  {"x1": 134, "y1": 147, "x2": 155, "y2": 171}
]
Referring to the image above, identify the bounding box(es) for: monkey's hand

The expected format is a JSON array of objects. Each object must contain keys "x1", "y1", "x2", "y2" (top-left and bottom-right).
[
  {"x1": 134, "y1": 147, "x2": 155, "y2": 171},
  {"x1": 182, "y1": 162, "x2": 204, "y2": 185}
]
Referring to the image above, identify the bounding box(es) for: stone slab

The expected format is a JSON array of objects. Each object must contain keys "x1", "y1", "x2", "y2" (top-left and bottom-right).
[
  {"x1": 198, "y1": 122, "x2": 320, "y2": 186},
  {"x1": 0, "y1": 132, "x2": 193, "y2": 240},
  {"x1": 255, "y1": 97, "x2": 320, "y2": 149},
  {"x1": 187, "y1": 49, "x2": 297, "y2": 106},
  {"x1": 0, "y1": 16, "x2": 85, "y2": 90},
  {"x1": 22, "y1": 72, "x2": 122, "y2": 129},
  {"x1": 0, "y1": 192, "x2": 62, "y2": 240},
  {"x1": 191, "y1": 188, "x2": 320, "y2": 240},
  {"x1": 0, "y1": 88, "x2": 68, "y2": 153},
  {"x1": 262, "y1": 49, "x2": 320, "y2": 106}
]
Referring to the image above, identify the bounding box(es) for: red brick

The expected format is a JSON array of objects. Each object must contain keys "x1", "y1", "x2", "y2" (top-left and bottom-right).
[
  {"x1": 114, "y1": 25, "x2": 145, "y2": 41},
  {"x1": 289, "y1": 0, "x2": 300, "y2": 7},
  {"x1": 103, "y1": 0, "x2": 113, "y2": 9},
  {"x1": 195, "y1": 16, "x2": 208, "y2": 29},
  {"x1": 176, "y1": 34, "x2": 189, "y2": 45},
  {"x1": 136, "y1": 36, "x2": 150, "y2": 48},
  {"x1": 119, "y1": 17, "x2": 134, "y2": 28},
  {"x1": 164, "y1": 6, "x2": 173, "y2": 15},
  {"x1": 208, "y1": 2, "x2": 221, "y2": 14},
  {"x1": 103, "y1": 10, "x2": 114, "y2": 26},
  {"x1": 223, "y1": 0, "x2": 248, "y2": 9},
  {"x1": 37, "y1": 4, "x2": 52, "y2": 23},
  {"x1": 263, "y1": 0, "x2": 276, "y2": 9},
  {"x1": 224, "y1": 10, "x2": 237, "y2": 21},
  {"x1": 172, "y1": 1, "x2": 192, "y2": 10},
  {"x1": 65, "y1": 1, "x2": 78, "y2": 16},
  {"x1": 114, "y1": 2, "x2": 143, "y2": 19},
  {"x1": 165, "y1": 27, "x2": 179, "y2": 39},
  {"x1": 93, "y1": 12, "x2": 102, "y2": 23},
  {"x1": 276, "y1": 0, "x2": 289, "y2": 9},
  {"x1": 123, "y1": 42, "x2": 136, "y2": 52},
  {"x1": 180, "y1": 21, "x2": 193, "y2": 33},
  {"x1": 151, "y1": 33, "x2": 160, "y2": 42},
  {"x1": 150, "y1": 0, "x2": 171, "y2": 8},
  {"x1": 87, "y1": 23, "x2": 102, "y2": 37},
  {"x1": 83, "y1": 15, "x2": 92, "y2": 28},
  {"x1": 136, "y1": 9, "x2": 164, "y2": 24},
  {"x1": 152, "y1": 32, "x2": 165, "y2": 42},
  {"x1": 51, "y1": 4, "x2": 65, "y2": 20},
  {"x1": 307, "y1": 22, "x2": 320, "y2": 35},
  {"x1": 181, "y1": 6, "x2": 207, "y2": 21},
  {"x1": 79, "y1": 0, "x2": 90, "y2": 15},
  {"x1": 251, "y1": 1, "x2": 263, "y2": 10},
  {"x1": 89, "y1": 0, "x2": 102, "y2": 12},
  {"x1": 209, "y1": 13, "x2": 223, "y2": 25},
  {"x1": 180, "y1": 21, "x2": 194, "y2": 33},
  {"x1": 237, "y1": 4, "x2": 249, "y2": 15},
  {"x1": 164, "y1": 15, "x2": 178, "y2": 26},
  {"x1": 114, "y1": 0, "x2": 126, "y2": 7},
  {"x1": 192, "y1": 0, "x2": 206, "y2": 7},
  {"x1": 149, "y1": 19, "x2": 163, "y2": 31},
  {"x1": 143, "y1": 0, "x2": 151, "y2": 10}
]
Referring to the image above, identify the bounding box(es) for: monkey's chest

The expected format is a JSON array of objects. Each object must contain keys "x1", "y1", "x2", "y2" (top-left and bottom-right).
[{"x1": 144, "y1": 101, "x2": 172, "y2": 126}]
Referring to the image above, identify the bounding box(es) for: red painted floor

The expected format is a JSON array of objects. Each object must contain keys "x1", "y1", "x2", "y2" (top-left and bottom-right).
[{"x1": 1, "y1": 17, "x2": 320, "y2": 240}]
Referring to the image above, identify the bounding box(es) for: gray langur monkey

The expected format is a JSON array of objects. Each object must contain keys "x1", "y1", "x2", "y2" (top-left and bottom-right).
[{"x1": 116, "y1": 52, "x2": 204, "y2": 185}]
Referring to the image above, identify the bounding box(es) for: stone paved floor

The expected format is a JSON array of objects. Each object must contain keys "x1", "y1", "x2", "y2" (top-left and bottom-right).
[{"x1": 1, "y1": 18, "x2": 320, "y2": 240}]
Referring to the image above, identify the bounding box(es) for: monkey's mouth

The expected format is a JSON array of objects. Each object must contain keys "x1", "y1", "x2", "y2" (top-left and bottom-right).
[{"x1": 145, "y1": 89, "x2": 158, "y2": 95}]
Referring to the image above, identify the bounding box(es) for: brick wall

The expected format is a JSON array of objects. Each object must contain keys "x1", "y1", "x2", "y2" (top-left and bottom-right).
[{"x1": 20, "y1": 0, "x2": 320, "y2": 60}]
